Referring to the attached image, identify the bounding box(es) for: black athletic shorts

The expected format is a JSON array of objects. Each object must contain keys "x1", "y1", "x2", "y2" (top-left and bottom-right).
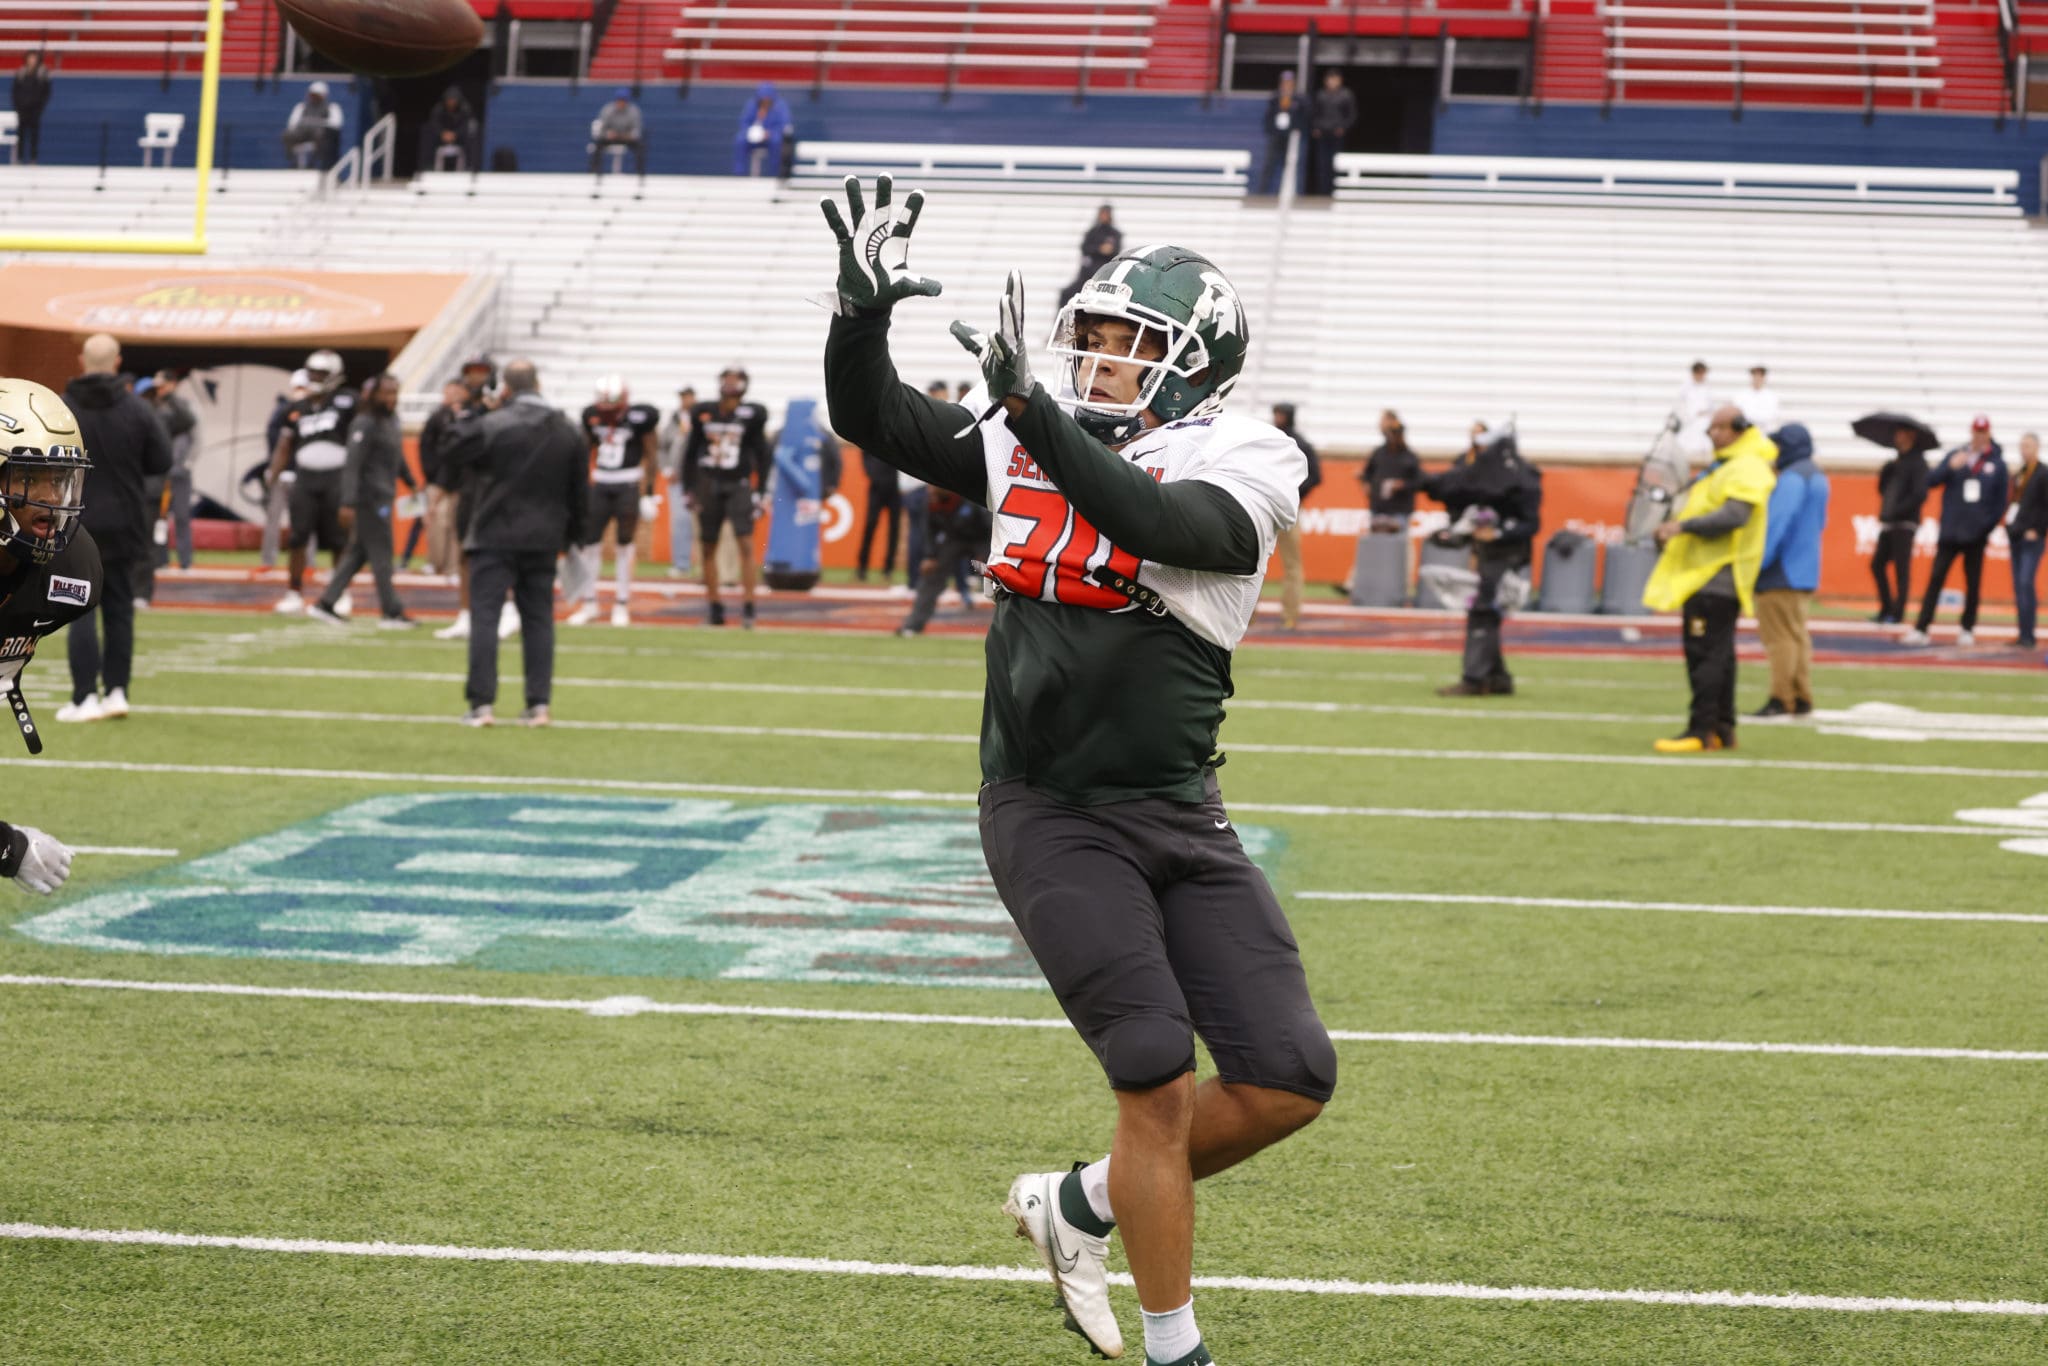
[
  {"x1": 695, "y1": 474, "x2": 755, "y2": 541},
  {"x1": 585, "y1": 482, "x2": 642, "y2": 546},
  {"x1": 287, "y1": 469, "x2": 346, "y2": 553},
  {"x1": 978, "y1": 772, "x2": 1337, "y2": 1102}
]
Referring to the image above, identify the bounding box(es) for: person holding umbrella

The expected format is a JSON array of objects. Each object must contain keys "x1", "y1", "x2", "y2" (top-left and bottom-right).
[
  {"x1": 1903, "y1": 415, "x2": 2007, "y2": 648},
  {"x1": 1853, "y1": 413, "x2": 1936, "y2": 625}
]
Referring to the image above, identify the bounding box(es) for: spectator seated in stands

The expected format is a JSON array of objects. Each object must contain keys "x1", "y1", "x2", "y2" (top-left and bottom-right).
[
  {"x1": 588, "y1": 89, "x2": 645, "y2": 177},
  {"x1": 417, "y1": 85, "x2": 478, "y2": 174},
  {"x1": 282, "y1": 81, "x2": 345, "y2": 170},
  {"x1": 733, "y1": 82, "x2": 792, "y2": 178}
]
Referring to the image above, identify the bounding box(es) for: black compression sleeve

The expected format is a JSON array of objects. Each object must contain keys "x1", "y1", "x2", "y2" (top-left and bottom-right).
[
  {"x1": 823, "y1": 314, "x2": 987, "y2": 503},
  {"x1": 1008, "y1": 387, "x2": 1260, "y2": 575}
]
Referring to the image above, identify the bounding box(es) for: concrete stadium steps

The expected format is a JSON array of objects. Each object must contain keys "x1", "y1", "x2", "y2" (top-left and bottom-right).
[
  {"x1": 1136, "y1": 0, "x2": 1219, "y2": 93},
  {"x1": 1536, "y1": 5, "x2": 1613, "y2": 102}
]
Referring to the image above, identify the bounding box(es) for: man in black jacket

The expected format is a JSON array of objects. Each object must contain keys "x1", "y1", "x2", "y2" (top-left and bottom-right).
[
  {"x1": 1904, "y1": 415, "x2": 2008, "y2": 648},
  {"x1": 1307, "y1": 70, "x2": 1355, "y2": 196},
  {"x1": 60, "y1": 335, "x2": 170, "y2": 723},
  {"x1": 1869, "y1": 426, "x2": 1929, "y2": 624},
  {"x1": 440, "y1": 359, "x2": 586, "y2": 726},
  {"x1": 12, "y1": 53, "x2": 49, "y2": 164},
  {"x1": 1420, "y1": 427, "x2": 1542, "y2": 696},
  {"x1": 416, "y1": 85, "x2": 478, "y2": 173},
  {"x1": 310, "y1": 374, "x2": 416, "y2": 628},
  {"x1": 1062, "y1": 205, "x2": 1123, "y2": 305}
]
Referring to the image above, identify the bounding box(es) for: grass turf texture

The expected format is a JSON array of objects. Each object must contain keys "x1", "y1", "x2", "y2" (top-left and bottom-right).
[{"x1": 1, "y1": 612, "x2": 2044, "y2": 1363}]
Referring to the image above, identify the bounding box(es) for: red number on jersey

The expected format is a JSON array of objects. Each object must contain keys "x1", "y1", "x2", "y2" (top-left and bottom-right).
[{"x1": 988, "y1": 485, "x2": 1142, "y2": 609}]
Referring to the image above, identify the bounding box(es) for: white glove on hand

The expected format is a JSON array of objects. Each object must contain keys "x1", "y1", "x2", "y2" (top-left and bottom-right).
[
  {"x1": 12, "y1": 825, "x2": 72, "y2": 895},
  {"x1": 950, "y1": 270, "x2": 1034, "y2": 400},
  {"x1": 639, "y1": 494, "x2": 661, "y2": 523}
]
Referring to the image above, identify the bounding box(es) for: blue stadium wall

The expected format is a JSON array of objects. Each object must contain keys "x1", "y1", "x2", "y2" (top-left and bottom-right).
[{"x1": 39, "y1": 76, "x2": 2048, "y2": 209}]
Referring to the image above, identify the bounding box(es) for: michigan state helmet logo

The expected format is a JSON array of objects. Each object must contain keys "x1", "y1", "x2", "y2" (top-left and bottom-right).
[{"x1": 1049, "y1": 246, "x2": 1249, "y2": 445}]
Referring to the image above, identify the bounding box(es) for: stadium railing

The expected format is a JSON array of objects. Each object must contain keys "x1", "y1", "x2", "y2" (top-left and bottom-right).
[
  {"x1": 1330, "y1": 152, "x2": 2020, "y2": 213},
  {"x1": 785, "y1": 141, "x2": 1251, "y2": 195}
]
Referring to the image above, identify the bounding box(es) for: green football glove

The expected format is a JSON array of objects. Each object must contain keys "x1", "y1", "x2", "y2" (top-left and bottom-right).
[
  {"x1": 950, "y1": 270, "x2": 1035, "y2": 401},
  {"x1": 820, "y1": 174, "x2": 942, "y2": 316}
]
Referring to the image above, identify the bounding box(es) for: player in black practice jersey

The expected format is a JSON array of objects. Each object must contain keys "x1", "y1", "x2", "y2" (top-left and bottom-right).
[
  {"x1": 568, "y1": 375, "x2": 662, "y2": 627},
  {"x1": 681, "y1": 365, "x2": 770, "y2": 627},
  {"x1": 265, "y1": 349, "x2": 357, "y2": 615},
  {"x1": 0, "y1": 379, "x2": 104, "y2": 755}
]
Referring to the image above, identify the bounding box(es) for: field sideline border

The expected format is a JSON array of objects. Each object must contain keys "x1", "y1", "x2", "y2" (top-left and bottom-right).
[
  {"x1": 5, "y1": 974, "x2": 2044, "y2": 1062},
  {"x1": 2, "y1": 1222, "x2": 2043, "y2": 1317}
]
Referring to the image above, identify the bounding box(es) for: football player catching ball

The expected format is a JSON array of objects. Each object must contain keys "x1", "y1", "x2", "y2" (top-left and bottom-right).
[{"x1": 821, "y1": 177, "x2": 1334, "y2": 1366}]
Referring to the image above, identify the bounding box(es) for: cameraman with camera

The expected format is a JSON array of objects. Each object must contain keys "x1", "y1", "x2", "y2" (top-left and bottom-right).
[{"x1": 1420, "y1": 424, "x2": 1542, "y2": 697}]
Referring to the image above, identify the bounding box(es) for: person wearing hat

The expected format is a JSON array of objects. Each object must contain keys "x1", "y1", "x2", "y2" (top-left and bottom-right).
[
  {"x1": 591, "y1": 88, "x2": 645, "y2": 177},
  {"x1": 1904, "y1": 415, "x2": 2008, "y2": 648},
  {"x1": 282, "y1": 79, "x2": 345, "y2": 170}
]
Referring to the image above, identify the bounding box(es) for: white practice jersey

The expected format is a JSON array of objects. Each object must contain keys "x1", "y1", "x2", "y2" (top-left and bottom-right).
[{"x1": 975, "y1": 408, "x2": 1305, "y2": 651}]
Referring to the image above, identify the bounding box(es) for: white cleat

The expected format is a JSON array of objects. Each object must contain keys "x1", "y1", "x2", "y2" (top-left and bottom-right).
[
  {"x1": 272, "y1": 590, "x2": 305, "y2": 614},
  {"x1": 1898, "y1": 627, "x2": 1930, "y2": 647},
  {"x1": 333, "y1": 590, "x2": 354, "y2": 619},
  {"x1": 99, "y1": 687, "x2": 130, "y2": 719},
  {"x1": 1004, "y1": 1171, "x2": 1123, "y2": 1359},
  {"x1": 1956, "y1": 629, "x2": 1976, "y2": 647},
  {"x1": 566, "y1": 601, "x2": 600, "y2": 627},
  {"x1": 610, "y1": 603, "x2": 631, "y2": 628},
  {"x1": 433, "y1": 610, "x2": 471, "y2": 640},
  {"x1": 54, "y1": 695, "x2": 104, "y2": 723}
]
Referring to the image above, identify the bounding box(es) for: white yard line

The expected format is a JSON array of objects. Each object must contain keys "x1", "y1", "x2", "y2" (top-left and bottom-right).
[
  {"x1": 1298, "y1": 891, "x2": 2048, "y2": 926},
  {"x1": 0, "y1": 758, "x2": 2010, "y2": 837},
  {"x1": 0, "y1": 1222, "x2": 2039, "y2": 1315},
  {"x1": 69, "y1": 846, "x2": 179, "y2": 858},
  {"x1": 3, "y1": 974, "x2": 2042, "y2": 1061},
  {"x1": 109, "y1": 704, "x2": 2048, "y2": 781}
]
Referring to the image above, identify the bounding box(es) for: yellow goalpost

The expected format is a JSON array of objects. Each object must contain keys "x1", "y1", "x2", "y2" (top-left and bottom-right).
[{"x1": 0, "y1": 0, "x2": 225, "y2": 254}]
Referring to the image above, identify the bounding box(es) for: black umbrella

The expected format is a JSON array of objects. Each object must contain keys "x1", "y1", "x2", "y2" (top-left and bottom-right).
[{"x1": 1852, "y1": 412, "x2": 1940, "y2": 455}]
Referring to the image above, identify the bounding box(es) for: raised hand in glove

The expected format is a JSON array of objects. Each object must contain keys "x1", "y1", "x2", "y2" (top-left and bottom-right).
[
  {"x1": 9, "y1": 824, "x2": 72, "y2": 895},
  {"x1": 949, "y1": 270, "x2": 1034, "y2": 402},
  {"x1": 820, "y1": 175, "x2": 942, "y2": 316}
]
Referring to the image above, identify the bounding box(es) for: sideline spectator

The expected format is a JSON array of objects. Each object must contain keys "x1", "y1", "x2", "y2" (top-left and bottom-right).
[
  {"x1": 256, "y1": 369, "x2": 310, "y2": 568},
  {"x1": 59, "y1": 334, "x2": 171, "y2": 724},
  {"x1": 1737, "y1": 365, "x2": 1779, "y2": 432},
  {"x1": 897, "y1": 489, "x2": 991, "y2": 636},
  {"x1": 1644, "y1": 404, "x2": 1777, "y2": 753},
  {"x1": 434, "y1": 356, "x2": 506, "y2": 641},
  {"x1": 1062, "y1": 205, "x2": 1123, "y2": 305},
  {"x1": 1752, "y1": 422, "x2": 1829, "y2": 717},
  {"x1": 1307, "y1": 70, "x2": 1355, "y2": 196},
  {"x1": 2007, "y1": 431, "x2": 2045, "y2": 651},
  {"x1": 417, "y1": 84, "x2": 478, "y2": 173},
  {"x1": 733, "y1": 81, "x2": 791, "y2": 177},
  {"x1": 1257, "y1": 69, "x2": 1301, "y2": 195},
  {"x1": 589, "y1": 88, "x2": 645, "y2": 177},
  {"x1": 857, "y1": 441, "x2": 902, "y2": 582},
  {"x1": 1270, "y1": 403, "x2": 1320, "y2": 629},
  {"x1": 1869, "y1": 425, "x2": 1929, "y2": 624},
  {"x1": 659, "y1": 385, "x2": 697, "y2": 578},
  {"x1": 149, "y1": 371, "x2": 197, "y2": 573},
  {"x1": 282, "y1": 81, "x2": 344, "y2": 170},
  {"x1": 12, "y1": 52, "x2": 49, "y2": 164},
  {"x1": 1676, "y1": 360, "x2": 1715, "y2": 457},
  {"x1": 1363, "y1": 409, "x2": 1418, "y2": 531},
  {"x1": 311, "y1": 374, "x2": 416, "y2": 629},
  {"x1": 1904, "y1": 415, "x2": 2007, "y2": 648},
  {"x1": 418, "y1": 379, "x2": 468, "y2": 576},
  {"x1": 440, "y1": 359, "x2": 586, "y2": 726},
  {"x1": 1421, "y1": 426, "x2": 1542, "y2": 696}
]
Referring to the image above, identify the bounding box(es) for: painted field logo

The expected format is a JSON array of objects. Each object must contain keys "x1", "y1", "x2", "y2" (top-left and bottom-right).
[{"x1": 18, "y1": 794, "x2": 1279, "y2": 988}]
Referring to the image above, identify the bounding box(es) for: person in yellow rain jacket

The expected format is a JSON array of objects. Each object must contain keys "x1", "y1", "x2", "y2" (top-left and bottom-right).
[{"x1": 1644, "y1": 405, "x2": 1778, "y2": 753}]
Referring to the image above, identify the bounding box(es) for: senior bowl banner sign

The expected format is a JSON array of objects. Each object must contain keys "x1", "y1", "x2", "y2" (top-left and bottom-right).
[
  {"x1": 0, "y1": 263, "x2": 469, "y2": 342},
  {"x1": 16, "y1": 793, "x2": 1280, "y2": 990}
]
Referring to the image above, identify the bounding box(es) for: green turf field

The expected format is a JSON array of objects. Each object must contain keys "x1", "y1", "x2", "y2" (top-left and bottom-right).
[{"x1": 1, "y1": 612, "x2": 2043, "y2": 1364}]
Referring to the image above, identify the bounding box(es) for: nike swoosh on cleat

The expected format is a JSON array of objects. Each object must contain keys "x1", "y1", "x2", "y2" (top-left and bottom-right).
[{"x1": 1044, "y1": 1203, "x2": 1081, "y2": 1275}]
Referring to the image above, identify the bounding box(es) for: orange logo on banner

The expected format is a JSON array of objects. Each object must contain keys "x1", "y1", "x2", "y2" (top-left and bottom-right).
[{"x1": 45, "y1": 273, "x2": 388, "y2": 338}]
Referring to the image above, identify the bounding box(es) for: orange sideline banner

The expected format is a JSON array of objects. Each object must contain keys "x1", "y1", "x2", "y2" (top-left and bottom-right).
[{"x1": 0, "y1": 264, "x2": 468, "y2": 342}]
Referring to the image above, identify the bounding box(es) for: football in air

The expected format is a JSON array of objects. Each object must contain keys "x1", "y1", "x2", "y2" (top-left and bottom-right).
[{"x1": 273, "y1": 0, "x2": 485, "y2": 78}]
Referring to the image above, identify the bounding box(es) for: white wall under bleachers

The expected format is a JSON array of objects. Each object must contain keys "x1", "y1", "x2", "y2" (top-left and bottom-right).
[{"x1": 6, "y1": 165, "x2": 2048, "y2": 460}]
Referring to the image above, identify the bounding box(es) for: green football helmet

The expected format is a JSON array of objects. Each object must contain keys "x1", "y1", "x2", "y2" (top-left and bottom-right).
[{"x1": 1048, "y1": 245, "x2": 1248, "y2": 444}]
